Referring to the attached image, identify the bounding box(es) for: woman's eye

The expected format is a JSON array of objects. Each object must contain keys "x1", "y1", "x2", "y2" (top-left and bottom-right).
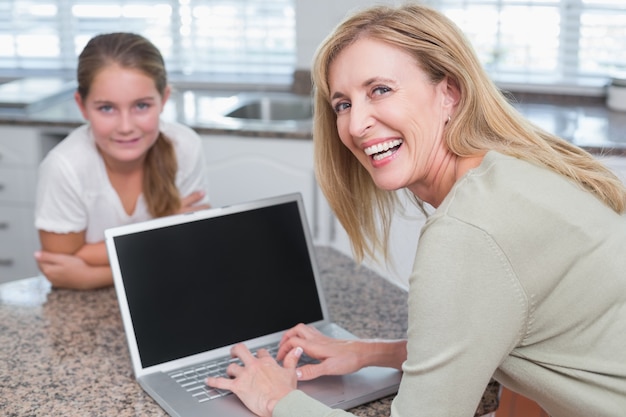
[
  {"x1": 98, "y1": 105, "x2": 113, "y2": 113},
  {"x1": 136, "y1": 102, "x2": 150, "y2": 110},
  {"x1": 372, "y1": 86, "x2": 392, "y2": 96},
  {"x1": 333, "y1": 102, "x2": 351, "y2": 113}
]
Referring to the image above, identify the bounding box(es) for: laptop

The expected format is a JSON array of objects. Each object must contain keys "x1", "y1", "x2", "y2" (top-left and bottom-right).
[{"x1": 105, "y1": 193, "x2": 401, "y2": 417}]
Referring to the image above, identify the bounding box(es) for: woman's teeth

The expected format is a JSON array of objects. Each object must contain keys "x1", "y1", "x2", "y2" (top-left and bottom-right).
[{"x1": 364, "y1": 139, "x2": 403, "y2": 160}]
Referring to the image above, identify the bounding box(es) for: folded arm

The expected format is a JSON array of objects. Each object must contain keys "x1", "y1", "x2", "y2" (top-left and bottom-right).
[{"x1": 36, "y1": 230, "x2": 112, "y2": 289}]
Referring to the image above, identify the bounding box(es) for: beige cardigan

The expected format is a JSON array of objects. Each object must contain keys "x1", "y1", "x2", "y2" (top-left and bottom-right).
[{"x1": 275, "y1": 152, "x2": 626, "y2": 417}]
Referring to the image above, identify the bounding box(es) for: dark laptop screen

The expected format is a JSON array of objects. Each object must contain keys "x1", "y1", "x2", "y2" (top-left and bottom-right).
[{"x1": 113, "y1": 200, "x2": 324, "y2": 368}]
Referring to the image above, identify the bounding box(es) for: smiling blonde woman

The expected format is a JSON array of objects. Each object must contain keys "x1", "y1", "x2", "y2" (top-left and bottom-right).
[{"x1": 205, "y1": 4, "x2": 626, "y2": 417}]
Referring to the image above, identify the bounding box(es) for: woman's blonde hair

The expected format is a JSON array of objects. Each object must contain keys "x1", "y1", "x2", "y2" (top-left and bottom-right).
[
  {"x1": 312, "y1": 3, "x2": 626, "y2": 262},
  {"x1": 76, "y1": 32, "x2": 180, "y2": 217}
]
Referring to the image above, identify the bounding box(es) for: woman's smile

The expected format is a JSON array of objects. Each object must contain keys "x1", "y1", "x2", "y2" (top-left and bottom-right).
[{"x1": 364, "y1": 138, "x2": 404, "y2": 162}]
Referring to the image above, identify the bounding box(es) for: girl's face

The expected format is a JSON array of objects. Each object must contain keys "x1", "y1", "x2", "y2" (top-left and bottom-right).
[
  {"x1": 328, "y1": 37, "x2": 458, "y2": 198},
  {"x1": 75, "y1": 64, "x2": 170, "y2": 169}
]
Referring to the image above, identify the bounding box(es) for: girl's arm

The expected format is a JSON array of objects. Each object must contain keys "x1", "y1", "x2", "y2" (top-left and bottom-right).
[
  {"x1": 75, "y1": 241, "x2": 109, "y2": 266},
  {"x1": 36, "y1": 230, "x2": 113, "y2": 289}
]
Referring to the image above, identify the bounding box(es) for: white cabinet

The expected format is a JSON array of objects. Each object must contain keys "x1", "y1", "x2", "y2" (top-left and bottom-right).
[
  {"x1": 0, "y1": 126, "x2": 64, "y2": 283},
  {"x1": 0, "y1": 127, "x2": 42, "y2": 282},
  {"x1": 323, "y1": 190, "x2": 425, "y2": 291},
  {"x1": 201, "y1": 135, "x2": 323, "y2": 241},
  {"x1": 0, "y1": 127, "x2": 40, "y2": 283}
]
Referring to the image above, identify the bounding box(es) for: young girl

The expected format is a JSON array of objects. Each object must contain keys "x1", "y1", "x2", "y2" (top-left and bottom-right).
[{"x1": 34, "y1": 32, "x2": 210, "y2": 290}]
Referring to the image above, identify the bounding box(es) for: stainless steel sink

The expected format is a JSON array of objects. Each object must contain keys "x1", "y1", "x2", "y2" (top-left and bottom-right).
[{"x1": 224, "y1": 94, "x2": 313, "y2": 121}]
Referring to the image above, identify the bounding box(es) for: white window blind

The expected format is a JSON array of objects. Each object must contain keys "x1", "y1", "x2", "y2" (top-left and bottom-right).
[
  {"x1": 0, "y1": 0, "x2": 296, "y2": 77},
  {"x1": 427, "y1": 0, "x2": 626, "y2": 92}
]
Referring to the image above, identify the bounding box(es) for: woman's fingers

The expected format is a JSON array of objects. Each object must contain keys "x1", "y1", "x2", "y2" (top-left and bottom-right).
[
  {"x1": 276, "y1": 337, "x2": 305, "y2": 361},
  {"x1": 293, "y1": 362, "x2": 324, "y2": 381},
  {"x1": 283, "y1": 346, "x2": 303, "y2": 369},
  {"x1": 277, "y1": 323, "x2": 324, "y2": 360},
  {"x1": 205, "y1": 342, "x2": 298, "y2": 417},
  {"x1": 256, "y1": 348, "x2": 271, "y2": 358},
  {"x1": 231, "y1": 343, "x2": 256, "y2": 363},
  {"x1": 205, "y1": 373, "x2": 234, "y2": 391}
]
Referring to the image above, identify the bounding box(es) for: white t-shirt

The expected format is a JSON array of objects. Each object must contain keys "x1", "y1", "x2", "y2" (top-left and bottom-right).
[{"x1": 35, "y1": 121, "x2": 210, "y2": 243}]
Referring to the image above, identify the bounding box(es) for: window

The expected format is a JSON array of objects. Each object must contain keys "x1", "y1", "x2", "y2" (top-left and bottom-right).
[
  {"x1": 0, "y1": 0, "x2": 295, "y2": 79},
  {"x1": 427, "y1": 0, "x2": 626, "y2": 93}
]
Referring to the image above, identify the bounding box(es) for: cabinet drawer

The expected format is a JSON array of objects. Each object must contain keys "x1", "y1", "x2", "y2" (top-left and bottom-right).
[
  {"x1": 0, "y1": 166, "x2": 38, "y2": 203},
  {"x1": 0, "y1": 206, "x2": 39, "y2": 283},
  {"x1": 0, "y1": 127, "x2": 41, "y2": 167}
]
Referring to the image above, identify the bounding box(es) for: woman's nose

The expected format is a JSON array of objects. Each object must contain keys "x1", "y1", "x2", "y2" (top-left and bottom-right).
[{"x1": 348, "y1": 102, "x2": 374, "y2": 138}]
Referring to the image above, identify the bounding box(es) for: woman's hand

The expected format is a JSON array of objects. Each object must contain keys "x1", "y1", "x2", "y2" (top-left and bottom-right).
[
  {"x1": 179, "y1": 190, "x2": 210, "y2": 213},
  {"x1": 276, "y1": 324, "x2": 365, "y2": 381},
  {"x1": 276, "y1": 324, "x2": 407, "y2": 381},
  {"x1": 205, "y1": 343, "x2": 302, "y2": 417}
]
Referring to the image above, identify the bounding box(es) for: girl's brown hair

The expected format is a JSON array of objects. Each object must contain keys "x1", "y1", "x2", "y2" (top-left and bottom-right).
[
  {"x1": 312, "y1": 3, "x2": 626, "y2": 262},
  {"x1": 76, "y1": 32, "x2": 180, "y2": 217}
]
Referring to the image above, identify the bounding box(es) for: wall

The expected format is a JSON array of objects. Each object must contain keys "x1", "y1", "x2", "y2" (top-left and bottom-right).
[{"x1": 294, "y1": 0, "x2": 402, "y2": 70}]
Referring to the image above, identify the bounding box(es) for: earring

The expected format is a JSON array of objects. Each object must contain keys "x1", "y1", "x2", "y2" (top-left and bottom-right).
[{"x1": 446, "y1": 115, "x2": 451, "y2": 124}]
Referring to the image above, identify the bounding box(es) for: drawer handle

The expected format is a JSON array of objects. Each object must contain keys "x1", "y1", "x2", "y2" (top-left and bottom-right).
[
  {"x1": 0, "y1": 222, "x2": 8, "y2": 230},
  {"x1": 0, "y1": 258, "x2": 14, "y2": 267},
  {"x1": 0, "y1": 183, "x2": 4, "y2": 191}
]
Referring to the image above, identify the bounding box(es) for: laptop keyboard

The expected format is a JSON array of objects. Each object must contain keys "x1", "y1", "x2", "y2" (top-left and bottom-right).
[{"x1": 168, "y1": 342, "x2": 318, "y2": 403}]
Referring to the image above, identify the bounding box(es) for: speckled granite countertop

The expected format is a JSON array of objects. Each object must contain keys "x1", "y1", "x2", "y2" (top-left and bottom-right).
[{"x1": 0, "y1": 246, "x2": 499, "y2": 417}]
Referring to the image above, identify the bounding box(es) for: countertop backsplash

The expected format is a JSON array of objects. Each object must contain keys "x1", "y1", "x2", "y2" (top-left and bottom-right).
[{"x1": 0, "y1": 76, "x2": 625, "y2": 154}]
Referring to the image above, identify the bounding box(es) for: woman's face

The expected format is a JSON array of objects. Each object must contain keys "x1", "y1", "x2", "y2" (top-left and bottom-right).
[
  {"x1": 75, "y1": 64, "x2": 169, "y2": 168},
  {"x1": 328, "y1": 37, "x2": 458, "y2": 196}
]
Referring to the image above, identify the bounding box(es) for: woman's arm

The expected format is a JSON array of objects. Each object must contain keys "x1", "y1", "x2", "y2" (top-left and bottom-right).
[
  {"x1": 357, "y1": 338, "x2": 407, "y2": 370},
  {"x1": 391, "y1": 218, "x2": 526, "y2": 416}
]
